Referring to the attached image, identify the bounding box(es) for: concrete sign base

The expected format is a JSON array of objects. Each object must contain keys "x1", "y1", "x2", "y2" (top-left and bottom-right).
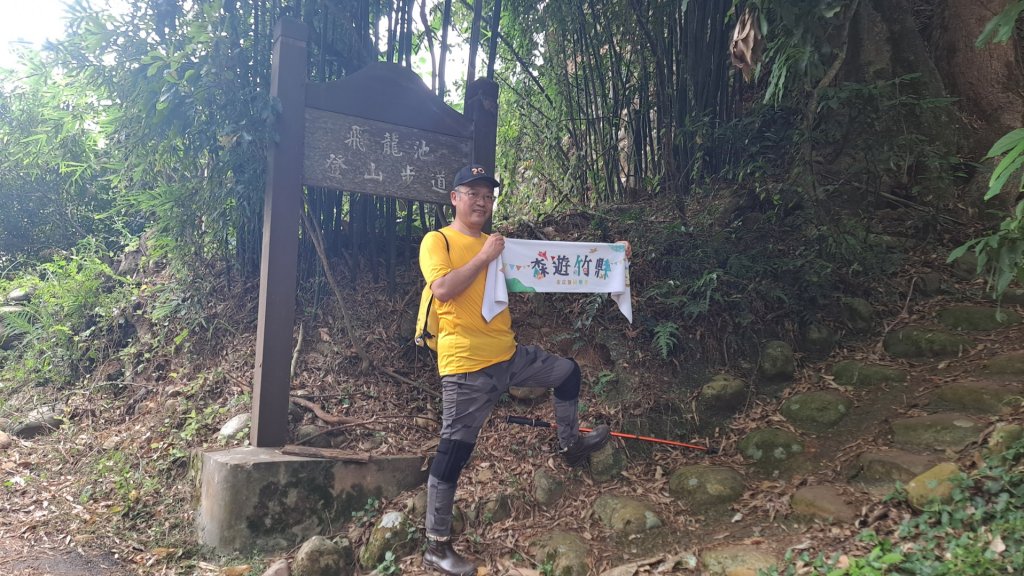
[{"x1": 197, "y1": 447, "x2": 428, "y2": 554}]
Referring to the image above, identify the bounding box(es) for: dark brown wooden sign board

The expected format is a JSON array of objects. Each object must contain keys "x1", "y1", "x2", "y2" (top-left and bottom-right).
[{"x1": 251, "y1": 17, "x2": 498, "y2": 447}]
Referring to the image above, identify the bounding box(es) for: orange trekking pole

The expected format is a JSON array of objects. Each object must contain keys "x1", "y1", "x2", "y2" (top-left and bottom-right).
[{"x1": 505, "y1": 416, "x2": 717, "y2": 454}]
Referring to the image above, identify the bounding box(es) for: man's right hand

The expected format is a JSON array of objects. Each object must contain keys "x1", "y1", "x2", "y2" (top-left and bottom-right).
[{"x1": 481, "y1": 233, "x2": 505, "y2": 262}]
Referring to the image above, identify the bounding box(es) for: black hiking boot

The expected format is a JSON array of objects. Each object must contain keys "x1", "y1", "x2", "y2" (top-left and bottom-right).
[
  {"x1": 561, "y1": 424, "x2": 611, "y2": 467},
  {"x1": 423, "y1": 536, "x2": 477, "y2": 576}
]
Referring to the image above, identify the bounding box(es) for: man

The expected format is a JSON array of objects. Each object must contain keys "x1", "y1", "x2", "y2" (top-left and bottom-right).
[{"x1": 419, "y1": 164, "x2": 615, "y2": 575}]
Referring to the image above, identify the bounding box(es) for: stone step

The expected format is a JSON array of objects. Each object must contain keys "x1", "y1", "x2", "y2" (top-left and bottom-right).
[
  {"x1": 928, "y1": 380, "x2": 1022, "y2": 416},
  {"x1": 891, "y1": 413, "x2": 986, "y2": 452},
  {"x1": 791, "y1": 485, "x2": 858, "y2": 523},
  {"x1": 847, "y1": 448, "x2": 938, "y2": 485}
]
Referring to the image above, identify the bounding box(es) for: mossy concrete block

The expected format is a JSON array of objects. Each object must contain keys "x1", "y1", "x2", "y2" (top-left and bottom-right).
[
  {"x1": 906, "y1": 462, "x2": 960, "y2": 511},
  {"x1": 529, "y1": 531, "x2": 590, "y2": 576},
  {"x1": 883, "y1": 327, "x2": 972, "y2": 359},
  {"x1": 667, "y1": 465, "x2": 745, "y2": 512},
  {"x1": 891, "y1": 414, "x2": 984, "y2": 452},
  {"x1": 832, "y1": 361, "x2": 907, "y2": 387},
  {"x1": 700, "y1": 545, "x2": 778, "y2": 576},
  {"x1": 758, "y1": 341, "x2": 795, "y2": 382},
  {"x1": 358, "y1": 511, "x2": 416, "y2": 569},
  {"x1": 700, "y1": 374, "x2": 747, "y2": 414},
  {"x1": 791, "y1": 485, "x2": 856, "y2": 523},
  {"x1": 936, "y1": 305, "x2": 1021, "y2": 331},
  {"x1": 198, "y1": 447, "x2": 428, "y2": 554},
  {"x1": 780, "y1": 391, "x2": 853, "y2": 433},
  {"x1": 841, "y1": 298, "x2": 874, "y2": 333},
  {"x1": 982, "y1": 352, "x2": 1024, "y2": 377},
  {"x1": 738, "y1": 429, "x2": 804, "y2": 470},
  {"x1": 590, "y1": 442, "x2": 626, "y2": 483},
  {"x1": 592, "y1": 494, "x2": 662, "y2": 536},
  {"x1": 931, "y1": 381, "x2": 1022, "y2": 415}
]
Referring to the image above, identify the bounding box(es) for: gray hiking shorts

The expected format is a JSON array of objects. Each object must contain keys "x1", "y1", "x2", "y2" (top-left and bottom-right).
[{"x1": 439, "y1": 344, "x2": 576, "y2": 445}]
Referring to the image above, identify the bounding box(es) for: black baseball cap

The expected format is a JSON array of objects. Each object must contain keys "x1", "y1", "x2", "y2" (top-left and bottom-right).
[{"x1": 453, "y1": 164, "x2": 500, "y2": 189}]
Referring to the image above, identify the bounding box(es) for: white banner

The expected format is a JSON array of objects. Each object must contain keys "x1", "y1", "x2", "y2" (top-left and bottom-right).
[{"x1": 483, "y1": 238, "x2": 632, "y2": 323}]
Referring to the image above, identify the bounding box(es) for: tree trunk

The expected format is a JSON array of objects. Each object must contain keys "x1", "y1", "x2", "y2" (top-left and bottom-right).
[{"x1": 933, "y1": 0, "x2": 1024, "y2": 158}]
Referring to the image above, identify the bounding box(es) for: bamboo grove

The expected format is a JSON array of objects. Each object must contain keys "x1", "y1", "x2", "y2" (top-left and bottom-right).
[{"x1": 0, "y1": 0, "x2": 744, "y2": 289}]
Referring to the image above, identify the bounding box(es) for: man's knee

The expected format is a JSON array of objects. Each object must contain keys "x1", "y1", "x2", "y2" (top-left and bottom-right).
[
  {"x1": 429, "y1": 438, "x2": 476, "y2": 483},
  {"x1": 553, "y1": 360, "x2": 581, "y2": 401}
]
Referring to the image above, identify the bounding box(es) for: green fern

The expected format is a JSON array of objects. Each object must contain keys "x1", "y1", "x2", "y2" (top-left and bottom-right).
[{"x1": 652, "y1": 322, "x2": 681, "y2": 360}]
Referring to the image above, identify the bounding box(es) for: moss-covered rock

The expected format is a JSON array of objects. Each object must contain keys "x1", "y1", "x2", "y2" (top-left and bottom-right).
[
  {"x1": 738, "y1": 429, "x2": 804, "y2": 472},
  {"x1": 529, "y1": 531, "x2": 590, "y2": 576},
  {"x1": 592, "y1": 494, "x2": 663, "y2": 536},
  {"x1": 590, "y1": 442, "x2": 626, "y2": 483},
  {"x1": 780, "y1": 391, "x2": 853, "y2": 433},
  {"x1": 699, "y1": 374, "x2": 747, "y2": 414},
  {"x1": 358, "y1": 511, "x2": 416, "y2": 570},
  {"x1": 906, "y1": 462, "x2": 960, "y2": 511},
  {"x1": 849, "y1": 449, "x2": 936, "y2": 485},
  {"x1": 891, "y1": 413, "x2": 984, "y2": 451},
  {"x1": 985, "y1": 423, "x2": 1024, "y2": 460},
  {"x1": 982, "y1": 352, "x2": 1024, "y2": 377},
  {"x1": 533, "y1": 469, "x2": 565, "y2": 506},
  {"x1": 700, "y1": 545, "x2": 778, "y2": 576},
  {"x1": 667, "y1": 465, "x2": 745, "y2": 512},
  {"x1": 832, "y1": 360, "x2": 907, "y2": 387},
  {"x1": 932, "y1": 382, "x2": 1022, "y2": 415},
  {"x1": 479, "y1": 492, "x2": 513, "y2": 524},
  {"x1": 802, "y1": 323, "x2": 836, "y2": 355},
  {"x1": 791, "y1": 485, "x2": 856, "y2": 523},
  {"x1": 758, "y1": 341, "x2": 795, "y2": 382},
  {"x1": 293, "y1": 535, "x2": 354, "y2": 576},
  {"x1": 841, "y1": 298, "x2": 874, "y2": 333},
  {"x1": 883, "y1": 326, "x2": 972, "y2": 359},
  {"x1": 936, "y1": 305, "x2": 1021, "y2": 331}
]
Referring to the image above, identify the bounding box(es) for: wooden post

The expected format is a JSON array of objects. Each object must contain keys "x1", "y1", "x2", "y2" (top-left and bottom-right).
[
  {"x1": 251, "y1": 18, "x2": 308, "y2": 447},
  {"x1": 465, "y1": 77, "x2": 499, "y2": 231},
  {"x1": 465, "y1": 77, "x2": 499, "y2": 172}
]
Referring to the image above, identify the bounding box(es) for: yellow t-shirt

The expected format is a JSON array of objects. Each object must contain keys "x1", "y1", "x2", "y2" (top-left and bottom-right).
[{"x1": 419, "y1": 227, "x2": 516, "y2": 375}]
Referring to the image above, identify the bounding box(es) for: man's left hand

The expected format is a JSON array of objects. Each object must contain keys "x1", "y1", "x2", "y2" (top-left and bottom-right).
[{"x1": 616, "y1": 240, "x2": 632, "y2": 259}]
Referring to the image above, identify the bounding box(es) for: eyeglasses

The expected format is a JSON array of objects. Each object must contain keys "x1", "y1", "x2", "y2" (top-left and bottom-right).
[{"x1": 459, "y1": 190, "x2": 495, "y2": 203}]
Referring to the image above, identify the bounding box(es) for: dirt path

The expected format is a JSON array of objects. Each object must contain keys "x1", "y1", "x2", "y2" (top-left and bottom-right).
[{"x1": 0, "y1": 537, "x2": 129, "y2": 576}]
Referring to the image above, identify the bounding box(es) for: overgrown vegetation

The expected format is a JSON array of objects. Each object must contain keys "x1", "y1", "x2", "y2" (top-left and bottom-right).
[
  {"x1": 0, "y1": 0, "x2": 1023, "y2": 571},
  {"x1": 768, "y1": 438, "x2": 1024, "y2": 576}
]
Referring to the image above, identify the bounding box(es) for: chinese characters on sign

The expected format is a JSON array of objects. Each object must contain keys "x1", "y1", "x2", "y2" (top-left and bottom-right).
[
  {"x1": 526, "y1": 249, "x2": 614, "y2": 284},
  {"x1": 487, "y1": 238, "x2": 632, "y2": 322},
  {"x1": 303, "y1": 108, "x2": 470, "y2": 203}
]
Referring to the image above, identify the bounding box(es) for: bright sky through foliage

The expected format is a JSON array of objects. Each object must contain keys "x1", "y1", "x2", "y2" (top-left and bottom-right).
[{"x1": 0, "y1": 0, "x2": 69, "y2": 69}]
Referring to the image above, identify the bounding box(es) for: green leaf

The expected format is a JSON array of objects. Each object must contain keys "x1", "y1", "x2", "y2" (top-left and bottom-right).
[
  {"x1": 985, "y1": 128, "x2": 1024, "y2": 159},
  {"x1": 987, "y1": 154, "x2": 1024, "y2": 201}
]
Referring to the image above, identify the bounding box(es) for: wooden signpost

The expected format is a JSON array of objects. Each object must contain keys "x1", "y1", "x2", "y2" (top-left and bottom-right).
[{"x1": 251, "y1": 17, "x2": 498, "y2": 447}]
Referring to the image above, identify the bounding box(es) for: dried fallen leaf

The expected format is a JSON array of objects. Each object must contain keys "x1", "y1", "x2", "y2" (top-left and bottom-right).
[
  {"x1": 989, "y1": 534, "x2": 1005, "y2": 555},
  {"x1": 220, "y1": 565, "x2": 252, "y2": 576}
]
